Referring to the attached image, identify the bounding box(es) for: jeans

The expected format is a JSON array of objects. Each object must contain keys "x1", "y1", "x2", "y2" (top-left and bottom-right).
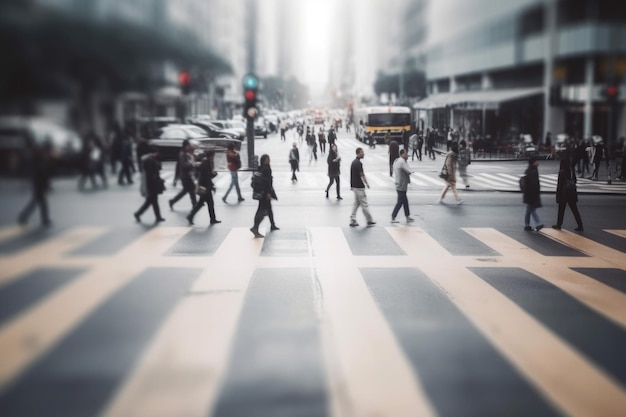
[
  {"x1": 392, "y1": 190, "x2": 409, "y2": 219},
  {"x1": 223, "y1": 171, "x2": 242, "y2": 200},
  {"x1": 524, "y1": 205, "x2": 541, "y2": 227}
]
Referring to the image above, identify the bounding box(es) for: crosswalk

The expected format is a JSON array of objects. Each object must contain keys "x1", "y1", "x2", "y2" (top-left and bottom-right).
[
  {"x1": 160, "y1": 166, "x2": 626, "y2": 195},
  {"x1": 0, "y1": 225, "x2": 625, "y2": 416}
]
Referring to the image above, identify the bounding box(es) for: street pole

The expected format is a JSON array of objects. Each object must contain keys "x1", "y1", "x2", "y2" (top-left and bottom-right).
[{"x1": 246, "y1": 0, "x2": 257, "y2": 169}]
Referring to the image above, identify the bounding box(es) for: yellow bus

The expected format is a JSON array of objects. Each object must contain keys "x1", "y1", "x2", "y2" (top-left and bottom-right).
[{"x1": 353, "y1": 106, "x2": 412, "y2": 144}]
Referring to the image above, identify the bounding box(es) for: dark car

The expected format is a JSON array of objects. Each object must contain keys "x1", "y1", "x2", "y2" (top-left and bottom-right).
[
  {"x1": 148, "y1": 124, "x2": 241, "y2": 161},
  {"x1": 254, "y1": 118, "x2": 268, "y2": 138},
  {"x1": 189, "y1": 121, "x2": 242, "y2": 141},
  {"x1": 135, "y1": 117, "x2": 179, "y2": 139}
]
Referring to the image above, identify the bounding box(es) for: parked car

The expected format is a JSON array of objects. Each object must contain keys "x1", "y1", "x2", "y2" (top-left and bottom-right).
[
  {"x1": 0, "y1": 117, "x2": 82, "y2": 174},
  {"x1": 254, "y1": 118, "x2": 268, "y2": 138},
  {"x1": 209, "y1": 120, "x2": 245, "y2": 140},
  {"x1": 136, "y1": 117, "x2": 179, "y2": 139},
  {"x1": 148, "y1": 124, "x2": 241, "y2": 161},
  {"x1": 189, "y1": 120, "x2": 242, "y2": 141}
]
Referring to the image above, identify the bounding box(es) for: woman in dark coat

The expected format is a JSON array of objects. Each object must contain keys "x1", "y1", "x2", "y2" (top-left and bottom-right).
[
  {"x1": 552, "y1": 158, "x2": 583, "y2": 231},
  {"x1": 250, "y1": 154, "x2": 278, "y2": 238},
  {"x1": 187, "y1": 150, "x2": 220, "y2": 226},
  {"x1": 325, "y1": 143, "x2": 342, "y2": 200},
  {"x1": 134, "y1": 146, "x2": 165, "y2": 223},
  {"x1": 523, "y1": 156, "x2": 544, "y2": 231}
]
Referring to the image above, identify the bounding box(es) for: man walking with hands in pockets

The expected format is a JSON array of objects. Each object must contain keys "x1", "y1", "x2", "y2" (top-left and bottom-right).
[
  {"x1": 350, "y1": 147, "x2": 376, "y2": 227},
  {"x1": 391, "y1": 149, "x2": 414, "y2": 223}
]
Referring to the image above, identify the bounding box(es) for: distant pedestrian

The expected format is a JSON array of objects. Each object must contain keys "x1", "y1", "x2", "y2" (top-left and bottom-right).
[
  {"x1": 409, "y1": 132, "x2": 419, "y2": 161},
  {"x1": 280, "y1": 121, "x2": 287, "y2": 141},
  {"x1": 384, "y1": 130, "x2": 391, "y2": 145},
  {"x1": 318, "y1": 127, "x2": 326, "y2": 154},
  {"x1": 327, "y1": 127, "x2": 337, "y2": 147},
  {"x1": 117, "y1": 135, "x2": 134, "y2": 185},
  {"x1": 187, "y1": 150, "x2": 221, "y2": 226},
  {"x1": 325, "y1": 143, "x2": 342, "y2": 200},
  {"x1": 289, "y1": 142, "x2": 300, "y2": 182},
  {"x1": 109, "y1": 123, "x2": 123, "y2": 174},
  {"x1": 349, "y1": 147, "x2": 375, "y2": 227},
  {"x1": 427, "y1": 129, "x2": 437, "y2": 160},
  {"x1": 18, "y1": 142, "x2": 53, "y2": 227},
  {"x1": 250, "y1": 154, "x2": 279, "y2": 238},
  {"x1": 417, "y1": 132, "x2": 424, "y2": 160},
  {"x1": 552, "y1": 158, "x2": 583, "y2": 232},
  {"x1": 134, "y1": 147, "x2": 165, "y2": 223},
  {"x1": 457, "y1": 140, "x2": 471, "y2": 188},
  {"x1": 590, "y1": 140, "x2": 604, "y2": 180},
  {"x1": 388, "y1": 140, "x2": 399, "y2": 176},
  {"x1": 169, "y1": 140, "x2": 198, "y2": 210},
  {"x1": 78, "y1": 138, "x2": 105, "y2": 191},
  {"x1": 391, "y1": 149, "x2": 414, "y2": 223},
  {"x1": 222, "y1": 144, "x2": 245, "y2": 203},
  {"x1": 402, "y1": 129, "x2": 409, "y2": 152},
  {"x1": 437, "y1": 143, "x2": 463, "y2": 204},
  {"x1": 522, "y1": 156, "x2": 543, "y2": 231}
]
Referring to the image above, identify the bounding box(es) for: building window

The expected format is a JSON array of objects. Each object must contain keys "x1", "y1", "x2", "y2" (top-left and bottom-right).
[{"x1": 519, "y1": 5, "x2": 545, "y2": 36}]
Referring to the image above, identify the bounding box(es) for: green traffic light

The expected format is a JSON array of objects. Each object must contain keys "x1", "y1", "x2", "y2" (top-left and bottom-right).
[{"x1": 243, "y1": 74, "x2": 259, "y2": 89}]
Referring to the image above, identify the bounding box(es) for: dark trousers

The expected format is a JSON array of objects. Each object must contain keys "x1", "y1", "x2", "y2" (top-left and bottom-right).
[
  {"x1": 326, "y1": 176, "x2": 341, "y2": 197},
  {"x1": 136, "y1": 194, "x2": 162, "y2": 220},
  {"x1": 556, "y1": 201, "x2": 583, "y2": 228},
  {"x1": 170, "y1": 176, "x2": 197, "y2": 207},
  {"x1": 253, "y1": 198, "x2": 275, "y2": 230},
  {"x1": 118, "y1": 160, "x2": 133, "y2": 184},
  {"x1": 189, "y1": 191, "x2": 216, "y2": 222},
  {"x1": 392, "y1": 190, "x2": 410, "y2": 219},
  {"x1": 320, "y1": 141, "x2": 326, "y2": 153},
  {"x1": 19, "y1": 189, "x2": 49, "y2": 225},
  {"x1": 411, "y1": 149, "x2": 421, "y2": 161},
  {"x1": 290, "y1": 161, "x2": 299, "y2": 181}
]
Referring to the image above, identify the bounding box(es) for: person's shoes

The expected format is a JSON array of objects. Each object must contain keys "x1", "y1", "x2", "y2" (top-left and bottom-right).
[
  {"x1": 437, "y1": 199, "x2": 444, "y2": 204},
  {"x1": 134, "y1": 213, "x2": 140, "y2": 223},
  {"x1": 210, "y1": 220, "x2": 222, "y2": 225},
  {"x1": 222, "y1": 196, "x2": 227, "y2": 203},
  {"x1": 552, "y1": 225, "x2": 561, "y2": 230},
  {"x1": 186, "y1": 215, "x2": 194, "y2": 226},
  {"x1": 250, "y1": 228, "x2": 264, "y2": 238},
  {"x1": 238, "y1": 197, "x2": 245, "y2": 202},
  {"x1": 156, "y1": 217, "x2": 166, "y2": 222},
  {"x1": 535, "y1": 224, "x2": 544, "y2": 231},
  {"x1": 325, "y1": 191, "x2": 329, "y2": 198},
  {"x1": 337, "y1": 196, "x2": 343, "y2": 200},
  {"x1": 367, "y1": 221, "x2": 376, "y2": 226},
  {"x1": 524, "y1": 226, "x2": 534, "y2": 231},
  {"x1": 574, "y1": 226, "x2": 584, "y2": 232},
  {"x1": 270, "y1": 225, "x2": 280, "y2": 231},
  {"x1": 457, "y1": 200, "x2": 465, "y2": 205},
  {"x1": 391, "y1": 218, "x2": 399, "y2": 223},
  {"x1": 349, "y1": 221, "x2": 359, "y2": 227},
  {"x1": 168, "y1": 200, "x2": 174, "y2": 210},
  {"x1": 406, "y1": 217, "x2": 415, "y2": 222}
]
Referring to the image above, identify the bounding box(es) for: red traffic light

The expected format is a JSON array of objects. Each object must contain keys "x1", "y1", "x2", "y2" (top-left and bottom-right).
[
  {"x1": 245, "y1": 90, "x2": 256, "y2": 101},
  {"x1": 178, "y1": 71, "x2": 190, "y2": 86},
  {"x1": 607, "y1": 85, "x2": 618, "y2": 97}
]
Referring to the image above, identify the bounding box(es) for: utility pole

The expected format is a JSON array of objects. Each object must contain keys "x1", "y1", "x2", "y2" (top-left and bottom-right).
[{"x1": 245, "y1": 0, "x2": 258, "y2": 169}]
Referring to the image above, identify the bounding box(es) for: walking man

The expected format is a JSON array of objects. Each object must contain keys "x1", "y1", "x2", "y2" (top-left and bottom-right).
[
  {"x1": 250, "y1": 154, "x2": 279, "y2": 238},
  {"x1": 188, "y1": 150, "x2": 221, "y2": 226},
  {"x1": 289, "y1": 142, "x2": 300, "y2": 182},
  {"x1": 18, "y1": 142, "x2": 53, "y2": 227},
  {"x1": 522, "y1": 156, "x2": 544, "y2": 231},
  {"x1": 134, "y1": 146, "x2": 165, "y2": 223},
  {"x1": 349, "y1": 147, "x2": 375, "y2": 227},
  {"x1": 169, "y1": 140, "x2": 198, "y2": 210},
  {"x1": 391, "y1": 149, "x2": 414, "y2": 223},
  {"x1": 222, "y1": 144, "x2": 245, "y2": 203}
]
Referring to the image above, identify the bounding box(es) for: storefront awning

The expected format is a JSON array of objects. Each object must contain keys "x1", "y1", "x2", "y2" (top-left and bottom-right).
[{"x1": 413, "y1": 87, "x2": 544, "y2": 110}]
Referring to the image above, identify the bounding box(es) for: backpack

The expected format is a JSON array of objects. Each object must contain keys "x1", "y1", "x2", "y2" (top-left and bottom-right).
[
  {"x1": 251, "y1": 171, "x2": 266, "y2": 200},
  {"x1": 519, "y1": 175, "x2": 527, "y2": 193}
]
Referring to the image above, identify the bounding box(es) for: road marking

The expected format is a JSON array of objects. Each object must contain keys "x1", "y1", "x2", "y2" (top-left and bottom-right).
[
  {"x1": 0, "y1": 226, "x2": 25, "y2": 243},
  {"x1": 0, "y1": 227, "x2": 191, "y2": 392},
  {"x1": 480, "y1": 173, "x2": 520, "y2": 186},
  {"x1": 100, "y1": 228, "x2": 262, "y2": 417},
  {"x1": 605, "y1": 229, "x2": 626, "y2": 240},
  {"x1": 0, "y1": 227, "x2": 107, "y2": 288},
  {"x1": 412, "y1": 172, "x2": 442, "y2": 186},
  {"x1": 387, "y1": 227, "x2": 626, "y2": 417},
  {"x1": 309, "y1": 227, "x2": 437, "y2": 417}
]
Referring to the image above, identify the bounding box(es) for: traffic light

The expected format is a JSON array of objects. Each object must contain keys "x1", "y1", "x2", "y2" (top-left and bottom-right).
[
  {"x1": 179, "y1": 71, "x2": 191, "y2": 95},
  {"x1": 243, "y1": 74, "x2": 259, "y2": 119},
  {"x1": 602, "y1": 84, "x2": 620, "y2": 102}
]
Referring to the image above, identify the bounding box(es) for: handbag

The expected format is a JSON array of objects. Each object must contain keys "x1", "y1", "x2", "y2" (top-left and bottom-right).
[
  {"x1": 195, "y1": 185, "x2": 207, "y2": 196},
  {"x1": 439, "y1": 155, "x2": 450, "y2": 180}
]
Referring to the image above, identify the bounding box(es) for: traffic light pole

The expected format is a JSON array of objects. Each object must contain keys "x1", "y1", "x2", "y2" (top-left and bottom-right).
[{"x1": 246, "y1": 0, "x2": 257, "y2": 169}]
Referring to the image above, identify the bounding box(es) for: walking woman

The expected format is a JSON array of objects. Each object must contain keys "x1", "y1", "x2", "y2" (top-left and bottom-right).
[
  {"x1": 522, "y1": 156, "x2": 543, "y2": 231},
  {"x1": 250, "y1": 154, "x2": 279, "y2": 238},
  {"x1": 552, "y1": 158, "x2": 583, "y2": 232},
  {"x1": 187, "y1": 150, "x2": 221, "y2": 226},
  {"x1": 134, "y1": 146, "x2": 165, "y2": 223},
  {"x1": 325, "y1": 143, "x2": 342, "y2": 200},
  {"x1": 437, "y1": 143, "x2": 463, "y2": 204},
  {"x1": 289, "y1": 142, "x2": 300, "y2": 182}
]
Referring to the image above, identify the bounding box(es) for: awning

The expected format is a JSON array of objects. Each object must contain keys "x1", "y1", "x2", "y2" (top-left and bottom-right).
[{"x1": 413, "y1": 87, "x2": 544, "y2": 110}]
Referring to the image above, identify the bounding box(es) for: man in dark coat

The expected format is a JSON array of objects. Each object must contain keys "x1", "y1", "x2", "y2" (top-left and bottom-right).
[
  {"x1": 134, "y1": 147, "x2": 165, "y2": 223},
  {"x1": 18, "y1": 142, "x2": 54, "y2": 227},
  {"x1": 552, "y1": 158, "x2": 583, "y2": 231},
  {"x1": 250, "y1": 154, "x2": 279, "y2": 238},
  {"x1": 522, "y1": 156, "x2": 544, "y2": 231},
  {"x1": 187, "y1": 150, "x2": 220, "y2": 226}
]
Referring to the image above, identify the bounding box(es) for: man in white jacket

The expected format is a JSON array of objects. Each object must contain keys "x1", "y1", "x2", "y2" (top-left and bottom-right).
[{"x1": 391, "y1": 149, "x2": 415, "y2": 223}]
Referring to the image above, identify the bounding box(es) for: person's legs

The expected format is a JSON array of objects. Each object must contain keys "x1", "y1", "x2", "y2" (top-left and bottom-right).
[
  {"x1": 530, "y1": 206, "x2": 541, "y2": 226},
  {"x1": 36, "y1": 190, "x2": 50, "y2": 224},
  {"x1": 392, "y1": 190, "x2": 403, "y2": 219},
  {"x1": 401, "y1": 191, "x2": 410, "y2": 217},
  {"x1": 439, "y1": 184, "x2": 449, "y2": 200},
  {"x1": 206, "y1": 192, "x2": 217, "y2": 222},
  {"x1": 524, "y1": 205, "x2": 532, "y2": 227},
  {"x1": 335, "y1": 176, "x2": 341, "y2": 197},
  {"x1": 449, "y1": 183, "x2": 461, "y2": 202},
  {"x1": 569, "y1": 201, "x2": 583, "y2": 228},
  {"x1": 253, "y1": 200, "x2": 268, "y2": 232},
  {"x1": 350, "y1": 189, "x2": 360, "y2": 223},
  {"x1": 18, "y1": 194, "x2": 37, "y2": 224},
  {"x1": 223, "y1": 174, "x2": 234, "y2": 200},
  {"x1": 556, "y1": 202, "x2": 566, "y2": 227},
  {"x1": 188, "y1": 196, "x2": 205, "y2": 222},
  {"x1": 150, "y1": 194, "x2": 162, "y2": 220},
  {"x1": 326, "y1": 177, "x2": 334, "y2": 196},
  {"x1": 356, "y1": 189, "x2": 374, "y2": 222},
  {"x1": 233, "y1": 172, "x2": 242, "y2": 199}
]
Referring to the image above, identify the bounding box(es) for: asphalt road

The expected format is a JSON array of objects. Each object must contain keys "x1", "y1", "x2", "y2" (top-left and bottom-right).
[{"x1": 0, "y1": 129, "x2": 625, "y2": 417}]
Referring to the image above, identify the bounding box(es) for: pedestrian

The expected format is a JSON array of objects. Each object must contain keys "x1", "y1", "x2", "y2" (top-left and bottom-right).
[
  {"x1": 521, "y1": 156, "x2": 543, "y2": 231},
  {"x1": 135, "y1": 138, "x2": 150, "y2": 173},
  {"x1": 187, "y1": 150, "x2": 221, "y2": 226},
  {"x1": 327, "y1": 126, "x2": 337, "y2": 147},
  {"x1": 402, "y1": 129, "x2": 409, "y2": 152},
  {"x1": 590, "y1": 140, "x2": 604, "y2": 180},
  {"x1": 134, "y1": 146, "x2": 165, "y2": 223},
  {"x1": 109, "y1": 123, "x2": 123, "y2": 174},
  {"x1": 280, "y1": 121, "x2": 287, "y2": 141},
  {"x1": 391, "y1": 149, "x2": 414, "y2": 223},
  {"x1": 289, "y1": 142, "x2": 300, "y2": 182},
  {"x1": 325, "y1": 143, "x2": 342, "y2": 200},
  {"x1": 458, "y1": 140, "x2": 471, "y2": 189},
  {"x1": 222, "y1": 143, "x2": 245, "y2": 203},
  {"x1": 78, "y1": 136, "x2": 107, "y2": 191},
  {"x1": 384, "y1": 130, "x2": 391, "y2": 145},
  {"x1": 318, "y1": 127, "x2": 326, "y2": 154},
  {"x1": 417, "y1": 132, "x2": 424, "y2": 161},
  {"x1": 437, "y1": 143, "x2": 464, "y2": 204},
  {"x1": 427, "y1": 129, "x2": 437, "y2": 160},
  {"x1": 409, "y1": 131, "x2": 419, "y2": 161},
  {"x1": 552, "y1": 158, "x2": 584, "y2": 232},
  {"x1": 169, "y1": 140, "x2": 198, "y2": 210},
  {"x1": 388, "y1": 140, "x2": 399, "y2": 176},
  {"x1": 297, "y1": 124, "x2": 304, "y2": 143},
  {"x1": 117, "y1": 134, "x2": 134, "y2": 185},
  {"x1": 250, "y1": 154, "x2": 279, "y2": 238},
  {"x1": 349, "y1": 147, "x2": 375, "y2": 227},
  {"x1": 18, "y1": 141, "x2": 53, "y2": 227}
]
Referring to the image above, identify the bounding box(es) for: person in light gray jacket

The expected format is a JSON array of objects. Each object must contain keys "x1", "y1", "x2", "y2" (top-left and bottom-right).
[{"x1": 391, "y1": 149, "x2": 414, "y2": 223}]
